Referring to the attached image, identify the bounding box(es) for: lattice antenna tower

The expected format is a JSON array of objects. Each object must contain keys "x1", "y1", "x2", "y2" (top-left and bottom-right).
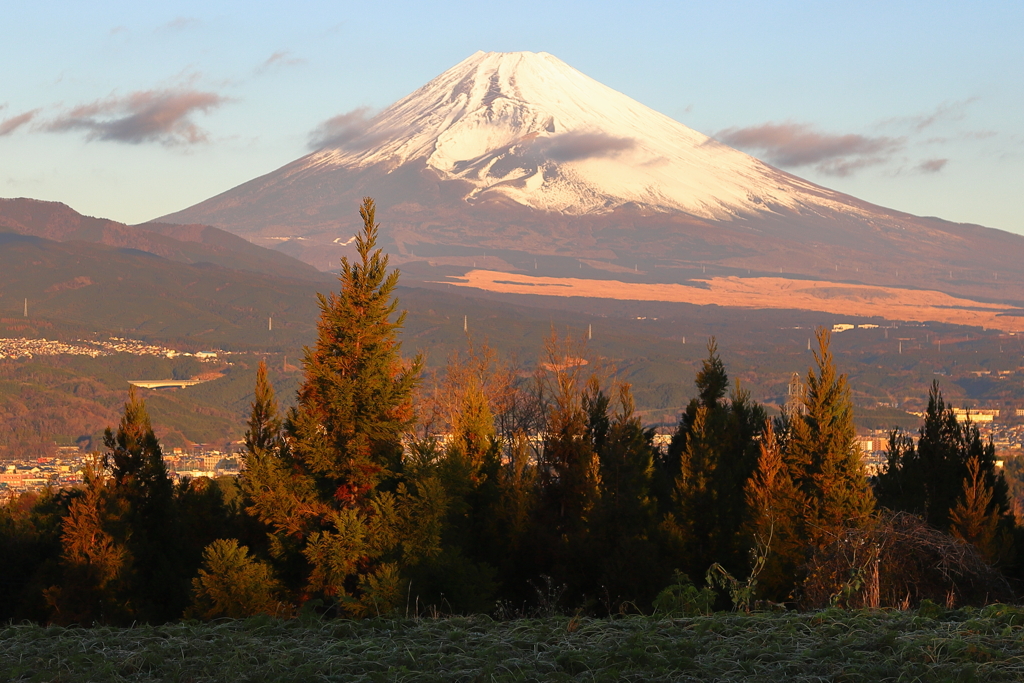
[{"x1": 784, "y1": 371, "x2": 806, "y2": 417}]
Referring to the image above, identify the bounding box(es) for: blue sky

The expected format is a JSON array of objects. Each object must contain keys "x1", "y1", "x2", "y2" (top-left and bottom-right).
[{"x1": 2, "y1": 1, "x2": 1022, "y2": 233}]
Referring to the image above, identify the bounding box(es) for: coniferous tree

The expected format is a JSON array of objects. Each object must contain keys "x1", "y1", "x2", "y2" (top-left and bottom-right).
[
  {"x1": 245, "y1": 358, "x2": 282, "y2": 457},
  {"x1": 102, "y1": 387, "x2": 185, "y2": 622},
  {"x1": 589, "y1": 383, "x2": 663, "y2": 610},
  {"x1": 187, "y1": 539, "x2": 287, "y2": 619},
  {"x1": 239, "y1": 364, "x2": 311, "y2": 592},
  {"x1": 45, "y1": 389, "x2": 192, "y2": 623},
  {"x1": 243, "y1": 197, "x2": 444, "y2": 616},
  {"x1": 949, "y1": 456, "x2": 1001, "y2": 563},
  {"x1": 661, "y1": 339, "x2": 766, "y2": 579},
  {"x1": 875, "y1": 428, "x2": 919, "y2": 512},
  {"x1": 238, "y1": 358, "x2": 294, "y2": 577},
  {"x1": 289, "y1": 198, "x2": 422, "y2": 499},
  {"x1": 104, "y1": 387, "x2": 171, "y2": 498},
  {"x1": 910, "y1": 382, "x2": 969, "y2": 527},
  {"x1": 744, "y1": 419, "x2": 806, "y2": 602},
  {"x1": 665, "y1": 405, "x2": 717, "y2": 577},
  {"x1": 663, "y1": 340, "x2": 730, "y2": 495},
  {"x1": 876, "y1": 382, "x2": 1009, "y2": 534},
  {"x1": 787, "y1": 328, "x2": 874, "y2": 541},
  {"x1": 44, "y1": 463, "x2": 130, "y2": 625}
]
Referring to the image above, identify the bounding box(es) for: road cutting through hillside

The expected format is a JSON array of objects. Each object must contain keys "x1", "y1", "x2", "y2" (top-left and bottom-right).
[{"x1": 442, "y1": 270, "x2": 1024, "y2": 332}]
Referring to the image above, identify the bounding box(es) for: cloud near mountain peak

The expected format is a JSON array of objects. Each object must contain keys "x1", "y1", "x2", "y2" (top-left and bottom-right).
[
  {"x1": 716, "y1": 121, "x2": 904, "y2": 176},
  {"x1": 533, "y1": 131, "x2": 636, "y2": 163}
]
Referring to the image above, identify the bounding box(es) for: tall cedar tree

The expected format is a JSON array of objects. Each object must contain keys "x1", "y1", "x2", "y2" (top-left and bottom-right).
[
  {"x1": 662, "y1": 339, "x2": 766, "y2": 579},
  {"x1": 47, "y1": 389, "x2": 187, "y2": 623},
  {"x1": 949, "y1": 456, "x2": 1002, "y2": 563},
  {"x1": 588, "y1": 383, "x2": 663, "y2": 610},
  {"x1": 876, "y1": 382, "x2": 1009, "y2": 532},
  {"x1": 744, "y1": 419, "x2": 807, "y2": 602},
  {"x1": 102, "y1": 387, "x2": 186, "y2": 621},
  {"x1": 787, "y1": 328, "x2": 874, "y2": 542},
  {"x1": 290, "y1": 197, "x2": 421, "y2": 496},
  {"x1": 44, "y1": 463, "x2": 130, "y2": 625},
  {"x1": 243, "y1": 198, "x2": 444, "y2": 616},
  {"x1": 245, "y1": 359, "x2": 282, "y2": 457}
]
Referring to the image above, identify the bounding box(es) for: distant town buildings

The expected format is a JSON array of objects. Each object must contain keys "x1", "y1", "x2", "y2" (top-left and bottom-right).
[
  {"x1": 0, "y1": 336, "x2": 223, "y2": 361},
  {"x1": 0, "y1": 445, "x2": 243, "y2": 503},
  {"x1": 831, "y1": 323, "x2": 880, "y2": 332},
  {"x1": 952, "y1": 408, "x2": 999, "y2": 423}
]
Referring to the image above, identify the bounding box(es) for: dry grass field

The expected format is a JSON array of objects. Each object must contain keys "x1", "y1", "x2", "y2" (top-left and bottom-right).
[
  {"x1": 446, "y1": 270, "x2": 1024, "y2": 332},
  {"x1": 5, "y1": 607, "x2": 1024, "y2": 682}
]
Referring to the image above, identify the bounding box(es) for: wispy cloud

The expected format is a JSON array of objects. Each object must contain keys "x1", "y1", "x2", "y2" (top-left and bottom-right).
[
  {"x1": 880, "y1": 98, "x2": 978, "y2": 133},
  {"x1": 715, "y1": 122, "x2": 904, "y2": 176},
  {"x1": 535, "y1": 131, "x2": 635, "y2": 162},
  {"x1": 0, "y1": 109, "x2": 40, "y2": 136},
  {"x1": 818, "y1": 156, "x2": 893, "y2": 177},
  {"x1": 258, "y1": 51, "x2": 306, "y2": 73},
  {"x1": 45, "y1": 89, "x2": 229, "y2": 145},
  {"x1": 916, "y1": 158, "x2": 948, "y2": 174},
  {"x1": 158, "y1": 17, "x2": 200, "y2": 32},
  {"x1": 308, "y1": 107, "x2": 376, "y2": 149},
  {"x1": 923, "y1": 130, "x2": 997, "y2": 145}
]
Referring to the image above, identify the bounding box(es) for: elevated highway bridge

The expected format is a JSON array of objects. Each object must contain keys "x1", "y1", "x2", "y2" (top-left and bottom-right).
[{"x1": 128, "y1": 379, "x2": 207, "y2": 390}]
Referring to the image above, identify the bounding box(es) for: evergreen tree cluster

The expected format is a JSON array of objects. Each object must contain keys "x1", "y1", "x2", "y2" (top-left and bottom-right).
[
  {"x1": 876, "y1": 382, "x2": 1013, "y2": 566},
  {"x1": 1, "y1": 198, "x2": 1020, "y2": 623}
]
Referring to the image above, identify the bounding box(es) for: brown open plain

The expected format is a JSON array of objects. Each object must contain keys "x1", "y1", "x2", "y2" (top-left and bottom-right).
[{"x1": 443, "y1": 270, "x2": 1024, "y2": 333}]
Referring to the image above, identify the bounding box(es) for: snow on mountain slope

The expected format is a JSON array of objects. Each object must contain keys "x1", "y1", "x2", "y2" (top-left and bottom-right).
[
  {"x1": 301, "y1": 51, "x2": 854, "y2": 219},
  {"x1": 156, "y1": 51, "x2": 1024, "y2": 307}
]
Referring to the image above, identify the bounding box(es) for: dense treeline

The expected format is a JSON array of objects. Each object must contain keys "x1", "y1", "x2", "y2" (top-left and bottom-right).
[{"x1": 1, "y1": 198, "x2": 1020, "y2": 624}]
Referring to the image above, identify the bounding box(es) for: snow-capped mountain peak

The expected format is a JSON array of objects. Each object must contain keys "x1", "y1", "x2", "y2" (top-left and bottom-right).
[
  {"x1": 156, "y1": 50, "x2": 1024, "y2": 304},
  {"x1": 303, "y1": 51, "x2": 849, "y2": 219}
]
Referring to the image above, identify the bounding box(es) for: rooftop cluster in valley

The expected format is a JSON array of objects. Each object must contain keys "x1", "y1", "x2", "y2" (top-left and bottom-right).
[
  {"x1": 0, "y1": 337, "x2": 222, "y2": 360},
  {"x1": 0, "y1": 446, "x2": 243, "y2": 502}
]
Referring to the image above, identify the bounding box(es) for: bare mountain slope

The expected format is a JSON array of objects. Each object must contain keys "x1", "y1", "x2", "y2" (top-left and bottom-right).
[
  {"x1": 158, "y1": 51, "x2": 1024, "y2": 305},
  {"x1": 0, "y1": 198, "x2": 328, "y2": 282}
]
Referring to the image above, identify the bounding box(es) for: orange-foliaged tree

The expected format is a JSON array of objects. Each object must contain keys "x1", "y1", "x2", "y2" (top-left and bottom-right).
[{"x1": 242, "y1": 198, "x2": 445, "y2": 616}]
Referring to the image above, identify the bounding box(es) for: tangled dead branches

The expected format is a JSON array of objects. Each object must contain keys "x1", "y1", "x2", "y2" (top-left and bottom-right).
[{"x1": 801, "y1": 510, "x2": 1013, "y2": 609}]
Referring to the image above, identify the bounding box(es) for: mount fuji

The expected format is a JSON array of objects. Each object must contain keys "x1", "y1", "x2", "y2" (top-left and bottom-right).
[{"x1": 158, "y1": 51, "x2": 1024, "y2": 316}]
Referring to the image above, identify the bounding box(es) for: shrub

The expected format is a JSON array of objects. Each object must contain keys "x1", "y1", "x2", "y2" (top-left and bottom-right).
[
  {"x1": 187, "y1": 539, "x2": 290, "y2": 619},
  {"x1": 652, "y1": 571, "x2": 715, "y2": 616}
]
